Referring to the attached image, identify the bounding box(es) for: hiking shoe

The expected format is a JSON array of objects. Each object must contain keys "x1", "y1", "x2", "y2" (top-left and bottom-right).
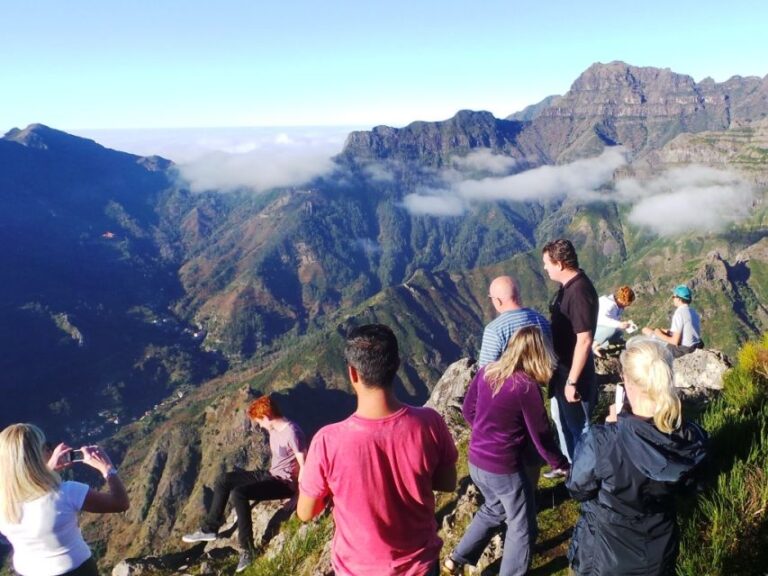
[
  {"x1": 235, "y1": 550, "x2": 253, "y2": 573},
  {"x1": 542, "y1": 468, "x2": 568, "y2": 479},
  {"x1": 442, "y1": 557, "x2": 463, "y2": 575},
  {"x1": 181, "y1": 529, "x2": 217, "y2": 543},
  {"x1": 592, "y1": 346, "x2": 605, "y2": 358}
]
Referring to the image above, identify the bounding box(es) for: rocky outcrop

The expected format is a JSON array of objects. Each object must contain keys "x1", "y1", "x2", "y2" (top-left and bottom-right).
[
  {"x1": 636, "y1": 117, "x2": 768, "y2": 186},
  {"x1": 341, "y1": 62, "x2": 768, "y2": 167},
  {"x1": 111, "y1": 499, "x2": 297, "y2": 576},
  {"x1": 532, "y1": 62, "x2": 767, "y2": 162},
  {"x1": 674, "y1": 348, "x2": 731, "y2": 391},
  {"x1": 340, "y1": 110, "x2": 547, "y2": 168},
  {"x1": 424, "y1": 356, "x2": 478, "y2": 439}
]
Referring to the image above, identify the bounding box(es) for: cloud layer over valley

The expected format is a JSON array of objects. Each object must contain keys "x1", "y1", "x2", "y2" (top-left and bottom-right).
[
  {"x1": 618, "y1": 166, "x2": 757, "y2": 235},
  {"x1": 79, "y1": 129, "x2": 758, "y2": 236},
  {"x1": 401, "y1": 148, "x2": 757, "y2": 236},
  {"x1": 79, "y1": 126, "x2": 350, "y2": 193}
]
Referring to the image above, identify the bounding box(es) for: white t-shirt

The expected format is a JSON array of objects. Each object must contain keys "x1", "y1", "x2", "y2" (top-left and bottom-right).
[
  {"x1": 596, "y1": 294, "x2": 623, "y2": 328},
  {"x1": 0, "y1": 481, "x2": 91, "y2": 576},
  {"x1": 670, "y1": 304, "x2": 701, "y2": 347}
]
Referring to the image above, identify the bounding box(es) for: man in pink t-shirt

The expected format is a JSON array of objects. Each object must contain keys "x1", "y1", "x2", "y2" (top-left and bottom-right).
[{"x1": 298, "y1": 324, "x2": 458, "y2": 576}]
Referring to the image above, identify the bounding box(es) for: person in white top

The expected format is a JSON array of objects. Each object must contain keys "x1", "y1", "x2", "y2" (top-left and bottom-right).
[
  {"x1": 0, "y1": 424, "x2": 129, "y2": 576},
  {"x1": 593, "y1": 285, "x2": 636, "y2": 357}
]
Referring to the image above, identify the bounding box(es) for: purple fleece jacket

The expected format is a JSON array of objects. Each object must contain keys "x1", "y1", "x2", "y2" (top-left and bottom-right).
[{"x1": 463, "y1": 367, "x2": 567, "y2": 474}]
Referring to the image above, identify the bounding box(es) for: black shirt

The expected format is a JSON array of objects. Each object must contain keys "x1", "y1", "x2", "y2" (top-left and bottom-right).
[{"x1": 549, "y1": 269, "x2": 598, "y2": 367}]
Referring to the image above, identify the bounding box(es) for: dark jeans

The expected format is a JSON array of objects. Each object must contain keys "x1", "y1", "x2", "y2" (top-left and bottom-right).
[
  {"x1": 552, "y1": 361, "x2": 597, "y2": 461},
  {"x1": 202, "y1": 469, "x2": 295, "y2": 550},
  {"x1": 62, "y1": 556, "x2": 99, "y2": 576},
  {"x1": 670, "y1": 340, "x2": 704, "y2": 358}
]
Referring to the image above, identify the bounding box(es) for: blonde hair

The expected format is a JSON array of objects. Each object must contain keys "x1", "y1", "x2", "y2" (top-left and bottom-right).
[
  {"x1": 484, "y1": 326, "x2": 556, "y2": 396},
  {"x1": 620, "y1": 339, "x2": 682, "y2": 433},
  {"x1": 0, "y1": 424, "x2": 60, "y2": 524}
]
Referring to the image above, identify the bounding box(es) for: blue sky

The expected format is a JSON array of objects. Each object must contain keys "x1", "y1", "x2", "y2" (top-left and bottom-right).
[{"x1": 2, "y1": 0, "x2": 767, "y2": 133}]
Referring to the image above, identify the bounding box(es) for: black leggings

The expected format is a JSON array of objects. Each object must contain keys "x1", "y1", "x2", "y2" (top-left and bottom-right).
[
  {"x1": 202, "y1": 469, "x2": 295, "y2": 550},
  {"x1": 61, "y1": 556, "x2": 100, "y2": 576}
]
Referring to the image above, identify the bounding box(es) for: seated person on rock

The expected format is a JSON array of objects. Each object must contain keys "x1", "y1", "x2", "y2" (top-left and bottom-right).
[
  {"x1": 183, "y1": 395, "x2": 306, "y2": 573},
  {"x1": 642, "y1": 284, "x2": 702, "y2": 357},
  {"x1": 592, "y1": 285, "x2": 636, "y2": 357}
]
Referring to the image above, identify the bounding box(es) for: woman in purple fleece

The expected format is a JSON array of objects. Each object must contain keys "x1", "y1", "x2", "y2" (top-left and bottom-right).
[{"x1": 444, "y1": 326, "x2": 569, "y2": 576}]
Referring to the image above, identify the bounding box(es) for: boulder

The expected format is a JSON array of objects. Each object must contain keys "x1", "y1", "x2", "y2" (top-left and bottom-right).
[
  {"x1": 673, "y1": 348, "x2": 731, "y2": 391},
  {"x1": 424, "y1": 357, "x2": 477, "y2": 443},
  {"x1": 112, "y1": 557, "x2": 167, "y2": 576}
]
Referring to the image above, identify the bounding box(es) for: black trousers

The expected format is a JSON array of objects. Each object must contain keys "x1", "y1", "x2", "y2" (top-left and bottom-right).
[
  {"x1": 61, "y1": 556, "x2": 99, "y2": 576},
  {"x1": 202, "y1": 469, "x2": 295, "y2": 550}
]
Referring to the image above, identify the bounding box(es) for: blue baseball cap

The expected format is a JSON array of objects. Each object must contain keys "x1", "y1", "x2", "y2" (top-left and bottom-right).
[{"x1": 673, "y1": 284, "x2": 692, "y2": 301}]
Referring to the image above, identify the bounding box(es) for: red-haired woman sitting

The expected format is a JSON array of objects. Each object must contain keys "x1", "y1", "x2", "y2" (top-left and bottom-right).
[{"x1": 182, "y1": 395, "x2": 306, "y2": 573}]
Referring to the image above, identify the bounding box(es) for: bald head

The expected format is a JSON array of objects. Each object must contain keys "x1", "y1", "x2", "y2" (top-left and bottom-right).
[{"x1": 489, "y1": 276, "x2": 521, "y2": 311}]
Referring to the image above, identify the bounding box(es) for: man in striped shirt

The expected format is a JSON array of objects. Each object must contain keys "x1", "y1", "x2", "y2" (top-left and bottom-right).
[{"x1": 478, "y1": 276, "x2": 552, "y2": 367}]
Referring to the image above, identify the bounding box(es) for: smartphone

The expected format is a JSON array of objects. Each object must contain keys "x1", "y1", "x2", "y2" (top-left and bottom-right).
[
  {"x1": 615, "y1": 383, "x2": 625, "y2": 414},
  {"x1": 67, "y1": 449, "x2": 85, "y2": 463}
]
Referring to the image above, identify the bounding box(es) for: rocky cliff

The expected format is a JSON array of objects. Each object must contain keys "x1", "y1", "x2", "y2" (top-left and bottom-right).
[
  {"x1": 107, "y1": 349, "x2": 729, "y2": 575},
  {"x1": 339, "y1": 110, "x2": 546, "y2": 168},
  {"x1": 342, "y1": 62, "x2": 768, "y2": 165}
]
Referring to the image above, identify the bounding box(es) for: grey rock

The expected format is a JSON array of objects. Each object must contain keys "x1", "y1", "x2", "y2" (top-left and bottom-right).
[
  {"x1": 111, "y1": 557, "x2": 165, "y2": 576},
  {"x1": 424, "y1": 357, "x2": 477, "y2": 415},
  {"x1": 673, "y1": 349, "x2": 731, "y2": 391},
  {"x1": 203, "y1": 497, "x2": 295, "y2": 555},
  {"x1": 425, "y1": 357, "x2": 478, "y2": 443}
]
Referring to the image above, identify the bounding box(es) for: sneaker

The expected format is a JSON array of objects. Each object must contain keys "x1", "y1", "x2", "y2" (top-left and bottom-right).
[
  {"x1": 235, "y1": 550, "x2": 253, "y2": 573},
  {"x1": 542, "y1": 468, "x2": 568, "y2": 479},
  {"x1": 181, "y1": 529, "x2": 217, "y2": 543},
  {"x1": 442, "y1": 556, "x2": 463, "y2": 575},
  {"x1": 592, "y1": 346, "x2": 605, "y2": 358}
]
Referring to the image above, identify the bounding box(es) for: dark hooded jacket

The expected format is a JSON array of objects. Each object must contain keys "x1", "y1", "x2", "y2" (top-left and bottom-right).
[{"x1": 566, "y1": 413, "x2": 707, "y2": 576}]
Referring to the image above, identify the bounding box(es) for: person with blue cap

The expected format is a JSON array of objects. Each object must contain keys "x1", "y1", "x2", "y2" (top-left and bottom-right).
[{"x1": 642, "y1": 284, "x2": 702, "y2": 356}]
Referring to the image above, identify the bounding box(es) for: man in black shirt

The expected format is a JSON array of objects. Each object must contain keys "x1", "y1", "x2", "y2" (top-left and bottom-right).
[{"x1": 542, "y1": 239, "x2": 599, "y2": 465}]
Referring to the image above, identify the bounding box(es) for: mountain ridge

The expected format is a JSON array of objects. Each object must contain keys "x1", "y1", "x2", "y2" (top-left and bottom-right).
[{"x1": 2, "y1": 60, "x2": 768, "y2": 570}]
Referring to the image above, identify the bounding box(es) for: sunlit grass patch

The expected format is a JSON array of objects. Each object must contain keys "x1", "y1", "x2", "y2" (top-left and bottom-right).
[
  {"x1": 239, "y1": 515, "x2": 333, "y2": 576},
  {"x1": 677, "y1": 334, "x2": 768, "y2": 576}
]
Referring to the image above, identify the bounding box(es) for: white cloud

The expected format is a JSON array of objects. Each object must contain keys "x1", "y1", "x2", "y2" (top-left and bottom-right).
[
  {"x1": 76, "y1": 126, "x2": 350, "y2": 193},
  {"x1": 618, "y1": 166, "x2": 755, "y2": 235},
  {"x1": 402, "y1": 191, "x2": 468, "y2": 217},
  {"x1": 402, "y1": 147, "x2": 627, "y2": 216},
  {"x1": 178, "y1": 148, "x2": 336, "y2": 193},
  {"x1": 452, "y1": 149, "x2": 518, "y2": 175},
  {"x1": 362, "y1": 162, "x2": 397, "y2": 183},
  {"x1": 458, "y1": 148, "x2": 626, "y2": 202},
  {"x1": 399, "y1": 149, "x2": 756, "y2": 236},
  {"x1": 354, "y1": 238, "x2": 381, "y2": 255}
]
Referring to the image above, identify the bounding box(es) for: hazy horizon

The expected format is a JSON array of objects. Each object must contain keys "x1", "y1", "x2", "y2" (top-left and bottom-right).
[{"x1": 3, "y1": 0, "x2": 767, "y2": 132}]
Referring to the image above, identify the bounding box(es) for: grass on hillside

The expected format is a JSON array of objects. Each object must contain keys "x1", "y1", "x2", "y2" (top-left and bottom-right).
[
  {"x1": 677, "y1": 334, "x2": 768, "y2": 576},
  {"x1": 236, "y1": 515, "x2": 333, "y2": 576}
]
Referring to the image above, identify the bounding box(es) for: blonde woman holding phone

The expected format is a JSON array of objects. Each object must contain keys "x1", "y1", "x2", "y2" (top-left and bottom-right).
[
  {"x1": 0, "y1": 424, "x2": 129, "y2": 576},
  {"x1": 566, "y1": 338, "x2": 707, "y2": 575}
]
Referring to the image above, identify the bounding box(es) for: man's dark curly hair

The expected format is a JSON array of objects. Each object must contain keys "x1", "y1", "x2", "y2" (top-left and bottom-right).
[
  {"x1": 344, "y1": 324, "x2": 400, "y2": 388},
  {"x1": 542, "y1": 238, "x2": 579, "y2": 270}
]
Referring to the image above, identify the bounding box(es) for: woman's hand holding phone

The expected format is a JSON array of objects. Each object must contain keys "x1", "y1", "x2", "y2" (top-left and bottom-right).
[
  {"x1": 81, "y1": 445, "x2": 116, "y2": 478},
  {"x1": 47, "y1": 443, "x2": 73, "y2": 471}
]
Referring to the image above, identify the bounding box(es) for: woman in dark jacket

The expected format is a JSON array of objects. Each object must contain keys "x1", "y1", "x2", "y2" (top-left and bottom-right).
[{"x1": 566, "y1": 337, "x2": 707, "y2": 576}]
